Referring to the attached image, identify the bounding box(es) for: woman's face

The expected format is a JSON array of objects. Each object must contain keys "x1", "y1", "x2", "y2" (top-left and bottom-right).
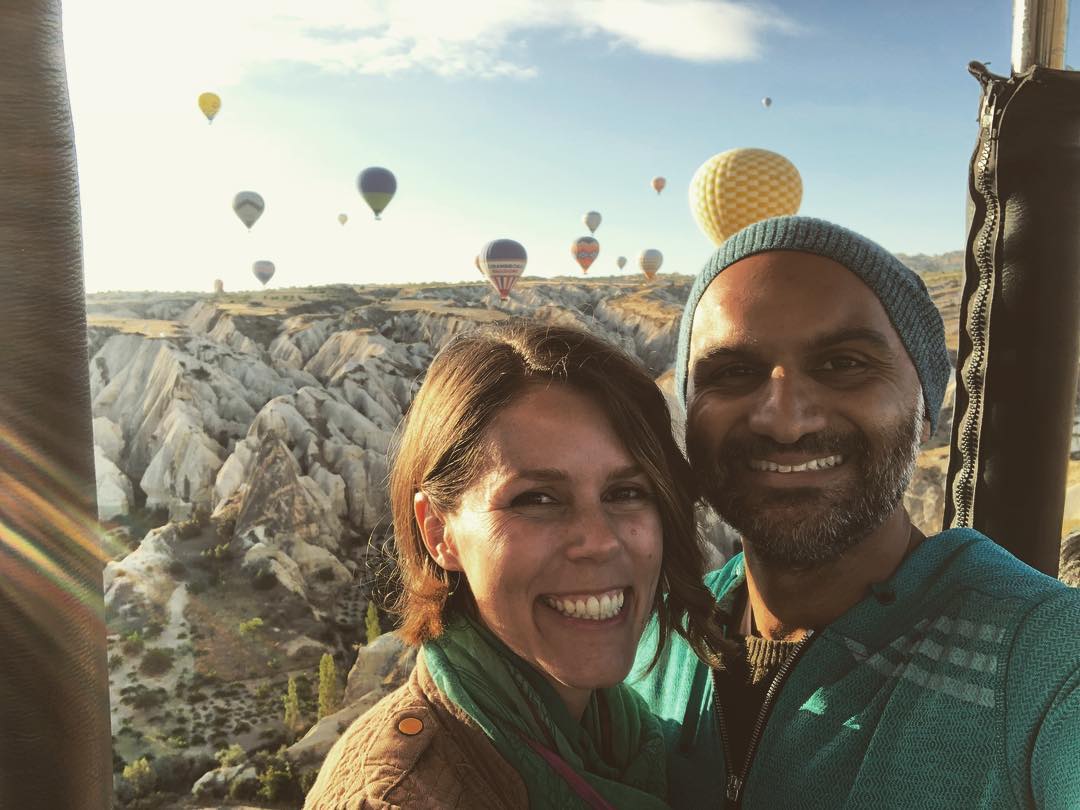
[{"x1": 417, "y1": 384, "x2": 664, "y2": 713}]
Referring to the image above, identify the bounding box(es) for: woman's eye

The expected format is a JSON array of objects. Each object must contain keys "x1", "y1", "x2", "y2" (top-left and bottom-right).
[
  {"x1": 510, "y1": 491, "x2": 557, "y2": 507},
  {"x1": 607, "y1": 485, "x2": 652, "y2": 503}
]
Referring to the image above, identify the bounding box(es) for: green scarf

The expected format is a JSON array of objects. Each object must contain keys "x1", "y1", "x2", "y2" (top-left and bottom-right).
[{"x1": 423, "y1": 616, "x2": 669, "y2": 809}]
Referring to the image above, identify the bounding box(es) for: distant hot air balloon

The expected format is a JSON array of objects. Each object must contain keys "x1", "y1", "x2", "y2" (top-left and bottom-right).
[
  {"x1": 252, "y1": 260, "x2": 275, "y2": 286},
  {"x1": 213, "y1": 279, "x2": 224, "y2": 295},
  {"x1": 639, "y1": 249, "x2": 663, "y2": 280},
  {"x1": 232, "y1": 191, "x2": 265, "y2": 230},
  {"x1": 358, "y1": 167, "x2": 397, "y2": 219},
  {"x1": 474, "y1": 255, "x2": 484, "y2": 275},
  {"x1": 583, "y1": 211, "x2": 602, "y2": 234},
  {"x1": 198, "y1": 92, "x2": 221, "y2": 123},
  {"x1": 689, "y1": 148, "x2": 802, "y2": 245},
  {"x1": 762, "y1": 97, "x2": 773, "y2": 109},
  {"x1": 616, "y1": 256, "x2": 627, "y2": 270},
  {"x1": 338, "y1": 213, "x2": 348, "y2": 226},
  {"x1": 572, "y1": 237, "x2": 600, "y2": 273},
  {"x1": 651, "y1": 177, "x2": 666, "y2": 195},
  {"x1": 479, "y1": 239, "x2": 527, "y2": 301}
]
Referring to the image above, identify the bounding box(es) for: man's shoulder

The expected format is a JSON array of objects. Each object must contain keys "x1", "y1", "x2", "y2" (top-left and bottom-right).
[{"x1": 925, "y1": 528, "x2": 1076, "y2": 608}]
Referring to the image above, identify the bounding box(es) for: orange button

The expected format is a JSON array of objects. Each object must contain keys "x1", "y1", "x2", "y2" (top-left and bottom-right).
[{"x1": 397, "y1": 716, "x2": 424, "y2": 736}]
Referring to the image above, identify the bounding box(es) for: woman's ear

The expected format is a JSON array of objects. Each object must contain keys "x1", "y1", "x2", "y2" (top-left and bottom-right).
[{"x1": 414, "y1": 491, "x2": 463, "y2": 572}]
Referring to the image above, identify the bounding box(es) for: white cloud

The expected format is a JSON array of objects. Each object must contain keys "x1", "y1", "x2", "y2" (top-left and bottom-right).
[{"x1": 63, "y1": 0, "x2": 796, "y2": 92}]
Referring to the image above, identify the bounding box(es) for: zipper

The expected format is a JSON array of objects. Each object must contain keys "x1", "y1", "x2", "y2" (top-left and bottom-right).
[
  {"x1": 711, "y1": 630, "x2": 817, "y2": 809},
  {"x1": 952, "y1": 80, "x2": 1001, "y2": 527}
]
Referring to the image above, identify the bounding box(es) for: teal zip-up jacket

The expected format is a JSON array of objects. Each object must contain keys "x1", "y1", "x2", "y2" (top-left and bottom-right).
[{"x1": 629, "y1": 528, "x2": 1080, "y2": 809}]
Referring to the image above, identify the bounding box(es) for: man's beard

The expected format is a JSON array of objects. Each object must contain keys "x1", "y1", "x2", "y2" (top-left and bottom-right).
[{"x1": 690, "y1": 403, "x2": 924, "y2": 568}]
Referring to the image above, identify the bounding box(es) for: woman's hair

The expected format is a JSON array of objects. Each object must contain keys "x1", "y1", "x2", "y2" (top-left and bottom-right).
[{"x1": 388, "y1": 318, "x2": 725, "y2": 666}]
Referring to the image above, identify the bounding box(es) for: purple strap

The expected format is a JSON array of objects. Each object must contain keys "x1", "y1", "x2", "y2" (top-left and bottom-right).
[{"x1": 520, "y1": 734, "x2": 618, "y2": 810}]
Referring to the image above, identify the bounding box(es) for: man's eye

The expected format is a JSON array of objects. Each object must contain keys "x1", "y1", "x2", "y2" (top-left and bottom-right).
[
  {"x1": 510, "y1": 491, "x2": 557, "y2": 507},
  {"x1": 818, "y1": 356, "x2": 865, "y2": 371}
]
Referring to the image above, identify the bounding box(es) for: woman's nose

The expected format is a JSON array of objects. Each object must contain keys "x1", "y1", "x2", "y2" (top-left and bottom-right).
[
  {"x1": 747, "y1": 367, "x2": 827, "y2": 445},
  {"x1": 565, "y1": 501, "x2": 621, "y2": 561}
]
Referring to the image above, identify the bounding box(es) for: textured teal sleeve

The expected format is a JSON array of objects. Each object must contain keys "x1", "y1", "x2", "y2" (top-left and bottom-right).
[{"x1": 1006, "y1": 588, "x2": 1080, "y2": 809}]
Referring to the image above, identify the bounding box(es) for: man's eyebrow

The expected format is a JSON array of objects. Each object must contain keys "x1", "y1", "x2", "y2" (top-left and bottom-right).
[
  {"x1": 692, "y1": 327, "x2": 896, "y2": 369},
  {"x1": 807, "y1": 326, "x2": 895, "y2": 353}
]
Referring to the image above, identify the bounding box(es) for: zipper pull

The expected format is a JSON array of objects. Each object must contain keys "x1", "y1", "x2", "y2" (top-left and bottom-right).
[
  {"x1": 726, "y1": 774, "x2": 743, "y2": 805},
  {"x1": 979, "y1": 86, "x2": 999, "y2": 139}
]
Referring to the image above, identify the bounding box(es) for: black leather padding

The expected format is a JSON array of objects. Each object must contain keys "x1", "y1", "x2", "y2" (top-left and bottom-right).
[
  {"x1": 946, "y1": 63, "x2": 1080, "y2": 576},
  {"x1": 0, "y1": 1, "x2": 112, "y2": 807}
]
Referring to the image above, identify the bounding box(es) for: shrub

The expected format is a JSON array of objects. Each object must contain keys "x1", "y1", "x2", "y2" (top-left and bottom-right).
[
  {"x1": 238, "y1": 617, "x2": 264, "y2": 636},
  {"x1": 216, "y1": 743, "x2": 246, "y2": 768},
  {"x1": 121, "y1": 631, "x2": 144, "y2": 657},
  {"x1": 256, "y1": 749, "x2": 301, "y2": 803},
  {"x1": 122, "y1": 757, "x2": 156, "y2": 799},
  {"x1": 139, "y1": 648, "x2": 174, "y2": 677},
  {"x1": 108, "y1": 653, "x2": 124, "y2": 671}
]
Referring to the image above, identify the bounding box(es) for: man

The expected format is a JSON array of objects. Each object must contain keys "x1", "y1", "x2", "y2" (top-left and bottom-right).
[{"x1": 631, "y1": 216, "x2": 1080, "y2": 809}]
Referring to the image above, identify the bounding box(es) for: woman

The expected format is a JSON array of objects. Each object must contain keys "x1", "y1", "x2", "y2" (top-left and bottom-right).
[{"x1": 305, "y1": 320, "x2": 724, "y2": 809}]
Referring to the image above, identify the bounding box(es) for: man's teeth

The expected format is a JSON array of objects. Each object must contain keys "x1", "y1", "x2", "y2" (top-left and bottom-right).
[
  {"x1": 543, "y1": 589, "x2": 625, "y2": 621},
  {"x1": 749, "y1": 455, "x2": 843, "y2": 473}
]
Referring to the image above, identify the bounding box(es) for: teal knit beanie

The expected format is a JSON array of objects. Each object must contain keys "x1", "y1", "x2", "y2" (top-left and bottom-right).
[{"x1": 674, "y1": 216, "x2": 951, "y2": 431}]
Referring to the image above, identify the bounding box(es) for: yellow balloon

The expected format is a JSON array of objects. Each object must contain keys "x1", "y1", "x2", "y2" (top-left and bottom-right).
[
  {"x1": 198, "y1": 92, "x2": 221, "y2": 123},
  {"x1": 689, "y1": 148, "x2": 802, "y2": 245}
]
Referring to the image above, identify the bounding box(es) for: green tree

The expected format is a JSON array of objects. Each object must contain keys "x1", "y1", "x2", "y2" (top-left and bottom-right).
[
  {"x1": 282, "y1": 676, "x2": 302, "y2": 734},
  {"x1": 317, "y1": 653, "x2": 342, "y2": 720},
  {"x1": 365, "y1": 600, "x2": 381, "y2": 645}
]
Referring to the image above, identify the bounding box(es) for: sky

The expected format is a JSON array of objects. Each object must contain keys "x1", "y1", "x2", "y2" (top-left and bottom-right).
[{"x1": 62, "y1": 1, "x2": 1079, "y2": 293}]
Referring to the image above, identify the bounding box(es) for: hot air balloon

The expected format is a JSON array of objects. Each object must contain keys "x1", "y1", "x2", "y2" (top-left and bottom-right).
[
  {"x1": 689, "y1": 148, "x2": 801, "y2": 245},
  {"x1": 198, "y1": 92, "x2": 221, "y2": 123},
  {"x1": 252, "y1": 260, "x2": 275, "y2": 286},
  {"x1": 639, "y1": 249, "x2": 663, "y2": 280},
  {"x1": 762, "y1": 97, "x2": 773, "y2": 109},
  {"x1": 213, "y1": 279, "x2": 224, "y2": 295},
  {"x1": 651, "y1": 176, "x2": 666, "y2": 194},
  {"x1": 479, "y1": 239, "x2": 527, "y2": 301},
  {"x1": 616, "y1": 256, "x2": 627, "y2": 270},
  {"x1": 232, "y1": 191, "x2": 265, "y2": 230},
  {"x1": 474, "y1": 255, "x2": 484, "y2": 275},
  {"x1": 583, "y1": 211, "x2": 602, "y2": 234},
  {"x1": 358, "y1": 167, "x2": 396, "y2": 219},
  {"x1": 572, "y1": 237, "x2": 600, "y2": 273},
  {"x1": 338, "y1": 213, "x2": 348, "y2": 226}
]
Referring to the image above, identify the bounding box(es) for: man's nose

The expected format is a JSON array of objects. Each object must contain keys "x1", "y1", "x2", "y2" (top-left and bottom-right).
[
  {"x1": 747, "y1": 367, "x2": 827, "y2": 445},
  {"x1": 565, "y1": 501, "x2": 622, "y2": 562}
]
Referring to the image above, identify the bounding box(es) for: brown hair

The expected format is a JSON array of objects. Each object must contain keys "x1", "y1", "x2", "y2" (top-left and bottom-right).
[{"x1": 388, "y1": 318, "x2": 726, "y2": 667}]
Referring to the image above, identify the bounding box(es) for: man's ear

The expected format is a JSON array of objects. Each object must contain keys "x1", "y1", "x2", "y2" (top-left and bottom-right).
[{"x1": 414, "y1": 492, "x2": 463, "y2": 572}]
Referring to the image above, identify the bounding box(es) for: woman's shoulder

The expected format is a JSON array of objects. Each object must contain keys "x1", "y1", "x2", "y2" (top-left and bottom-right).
[{"x1": 303, "y1": 657, "x2": 528, "y2": 810}]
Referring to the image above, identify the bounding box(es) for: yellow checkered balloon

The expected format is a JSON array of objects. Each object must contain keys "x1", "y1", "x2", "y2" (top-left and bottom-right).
[{"x1": 689, "y1": 148, "x2": 802, "y2": 245}]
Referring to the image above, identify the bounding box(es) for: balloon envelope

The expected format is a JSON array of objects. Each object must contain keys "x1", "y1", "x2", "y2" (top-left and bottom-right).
[
  {"x1": 479, "y1": 239, "x2": 527, "y2": 301},
  {"x1": 338, "y1": 213, "x2": 348, "y2": 225},
  {"x1": 616, "y1": 256, "x2": 627, "y2": 270},
  {"x1": 639, "y1": 249, "x2": 663, "y2": 280},
  {"x1": 198, "y1": 92, "x2": 221, "y2": 122},
  {"x1": 689, "y1": 148, "x2": 801, "y2": 245},
  {"x1": 232, "y1": 191, "x2": 265, "y2": 230},
  {"x1": 358, "y1": 167, "x2": 397, "y2": 219},
  {"x1": 252, "y1": 260, "x2": 275, "y2": 286},
  {"x1": 572, "y1": 236, "x2": 600, "y2": 273},
  {"x1": 651, "y1": 176, "x2": 666, "y2": 194},
  {"x1": 762, "y1": 97, "x2": 773, "y2": 108},
  {"x1": 583, "y1": 211, "x2": 602, "y2": 234}
]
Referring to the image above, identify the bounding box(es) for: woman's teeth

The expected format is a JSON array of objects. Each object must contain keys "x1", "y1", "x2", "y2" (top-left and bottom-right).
[
  {"x1": 543, "y1": 589, "x2": 625, "y2": 621},
  {"x1": 749, "y1": 454, "x2": 843, "y2": 473}
]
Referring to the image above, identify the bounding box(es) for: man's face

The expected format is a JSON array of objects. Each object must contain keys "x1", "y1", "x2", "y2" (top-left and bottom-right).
[{"x1": 685, "y1": 251, "x2": 928, "y2": 567}]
